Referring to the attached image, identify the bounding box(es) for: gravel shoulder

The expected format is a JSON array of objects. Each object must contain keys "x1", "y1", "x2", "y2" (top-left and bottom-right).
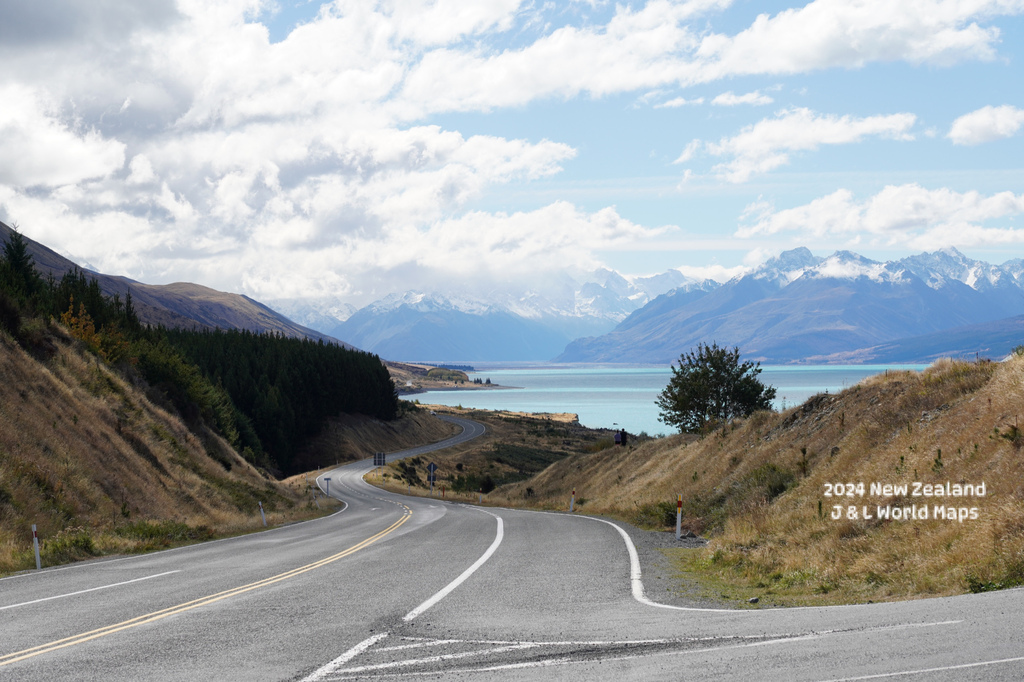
[{"x1": 585, "y1": 514, "x2": 738, "y2": 610}]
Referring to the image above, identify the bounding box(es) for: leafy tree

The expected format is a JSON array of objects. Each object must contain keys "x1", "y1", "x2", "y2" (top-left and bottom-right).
[{"x1": 656, "y1": 342, "x2": 776, "y2": 433}]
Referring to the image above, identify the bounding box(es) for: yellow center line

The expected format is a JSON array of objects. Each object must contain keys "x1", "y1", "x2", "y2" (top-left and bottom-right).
[{"x1": 1, "y1": 506, "x2": 412, "y2": 667}]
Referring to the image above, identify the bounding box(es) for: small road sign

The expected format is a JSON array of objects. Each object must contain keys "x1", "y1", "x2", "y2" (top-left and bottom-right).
[{"x1": 374, "y1": 452, "x2": 386, "y2": 466}]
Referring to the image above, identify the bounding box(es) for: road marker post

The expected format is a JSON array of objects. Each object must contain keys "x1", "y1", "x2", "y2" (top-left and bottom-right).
[
  {"x1": 32, "y1": 525, "x2": 41, "y2": 570},
  {"x1": 259, "y1": 501, "x2": 267, "y2": 527},
  {"x1": 676, "y1": 494, "x2": 682, "y2": 540},
  {"x1": 570, "y1": 487, "x2": 576, "y2": 512},
  {"x1": 324, "y1": 477, "x2": 332, "y2": 499}
]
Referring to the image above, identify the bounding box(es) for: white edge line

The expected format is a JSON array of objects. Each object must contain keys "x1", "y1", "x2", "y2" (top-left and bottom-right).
[
  {"x1": 510, "y1": 509, "x2": 981, "y2": 615},
  {"x1": 403, "y1": 509, "x2": 504, "y2": 621},
  {"x1": 0, "y1": 504, "x2": 347, "y2": 583},
  {"x1": 820, "y1": 654, "x2": 1024, "y2": 681},
  {"x1": 300, "y1": 632, "x2": 389, "y2": 682},
  {"x1": 576, "y1": 516, "x2": 734, "y2": 613},
  {"x1": 0, "y1": 570, "x2": 180, "y2": 611}
]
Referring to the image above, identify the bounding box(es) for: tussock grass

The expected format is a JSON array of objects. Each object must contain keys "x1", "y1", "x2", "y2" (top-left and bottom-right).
[
  {"x1": 0, "y1": 327, "x2": 333, "y2": 575},
  {"x1": 489, "y1": 356, "x2": 1024, "y2": 604}
]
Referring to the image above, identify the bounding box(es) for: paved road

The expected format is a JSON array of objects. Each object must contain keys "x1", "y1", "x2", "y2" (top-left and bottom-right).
[{"x1": 3, "y1": 414, "x2": 1024, "y2": 680}]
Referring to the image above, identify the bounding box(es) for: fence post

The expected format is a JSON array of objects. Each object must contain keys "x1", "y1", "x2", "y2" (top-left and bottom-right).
[
  {"x1": 32, "y1": 524, "x2": 41, "y2": 570},
  {"x1": 676, "y1": 494, "x2": 682, "y2": 540}
]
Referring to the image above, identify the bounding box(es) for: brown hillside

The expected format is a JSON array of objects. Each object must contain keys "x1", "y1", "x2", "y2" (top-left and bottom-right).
[
  {"x1": 0, "y1": 326, "x2": 314, "y2": 574},
  {"x1": 491, "y1": 357, "x2": 1024, "y2": 602},
  {"x1": 0, "y1": 221, "x2": 344, "y2": 345}
]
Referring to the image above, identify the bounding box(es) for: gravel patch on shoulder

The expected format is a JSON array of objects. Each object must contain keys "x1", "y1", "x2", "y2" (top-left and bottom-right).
[{"x1": 589, "y1": 515, "x2": 738, "y2": 610}]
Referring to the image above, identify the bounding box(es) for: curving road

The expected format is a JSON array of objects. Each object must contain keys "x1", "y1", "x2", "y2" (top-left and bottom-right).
[{"x1": 2, "y1": 414, "x2": 1024, "y2": 680}]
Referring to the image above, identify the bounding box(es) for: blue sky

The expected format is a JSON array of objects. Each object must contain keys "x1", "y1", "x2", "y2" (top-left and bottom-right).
[{"x1": 0, "y1": 0, "x2": 1022, "y2": 305}]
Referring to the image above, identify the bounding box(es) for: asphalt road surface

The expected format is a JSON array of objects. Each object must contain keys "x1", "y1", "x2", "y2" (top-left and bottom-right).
[{"x1": 3, "y1": 414, "x2": 1024, "y2": 680}]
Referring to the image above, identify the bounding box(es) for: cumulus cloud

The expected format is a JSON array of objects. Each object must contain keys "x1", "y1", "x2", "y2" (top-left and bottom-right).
[
  {"x1": 694, "y1": 0, "x2": 1020, "y2": 79},
  {"x1": 676, "y1": 263, "x2": 748, "y2": 282},
  {"x1": 398, "y1": 0, "x2": 1023, "y2": 113},
  {"x1": 0, "y1": 0, "x2": 1021, "y2": 305},
  {"x1": 736, "y1": 184, "x2": 1024, "y2": 249},
  {"x1": 700, "y1": 108, "x2": 916, "y2": 182},
  {"x1": 948, "y1": 105, "x2": 1024, "y2": 145},
  {"x1": 711, "y1": 90, "x2": 773, "y2": 106},
  {"x1": 656, "y1": 96, "x2": 705, "y2": 108},
  {"x1": 0, "y1": 84, "x2": 125, "y2": 187}
]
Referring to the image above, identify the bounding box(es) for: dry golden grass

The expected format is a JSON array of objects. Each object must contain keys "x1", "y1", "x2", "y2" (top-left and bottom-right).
[
  {"x1": 0, "y1": 326, "x2": 336, "y2": 574},
  {"x1": 488, "y1": 357, "x2": 1024, "y2": 603}
]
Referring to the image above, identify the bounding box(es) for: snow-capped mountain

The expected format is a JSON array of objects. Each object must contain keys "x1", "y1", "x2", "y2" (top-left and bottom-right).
[
  {"x1": 271, "y1": 268, "x2": 700, "y2": 361},
  {"x1": 263, "y1": 297, "x2": 359, "y2": 331},
  {"x1": 898, "y1": 248, "x2": 1013, "y2": 291},
  {"x1": 558, "y1": 248, "x2": 1024, "y2": 364}
]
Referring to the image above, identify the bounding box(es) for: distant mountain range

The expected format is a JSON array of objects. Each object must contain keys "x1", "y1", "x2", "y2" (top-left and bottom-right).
[
  {"x1": 269, "y1": 270, "x2": 692, "y2": 361},
  {"x1": 558, "y1": 248, "x2": 1024, "y2": 364},
  {"x1": 9, "y1": 217, "x2": 1023, "y2": 364},
  {"x1": 0, "y1": 221, "x2": 342, "y2": 345}
]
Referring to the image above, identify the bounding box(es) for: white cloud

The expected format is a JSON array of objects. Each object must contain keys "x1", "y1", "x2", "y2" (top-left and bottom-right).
[
  {"x1": 711, "y1": 90, "x2": 773, "y2": 106},
  {"x1": 702, "y1": 108, "x2": 916, "y2": 182},
  {"x1": 948, "y1": 105, "x2": 1024, "y2": 145},
  {"x1": 736, "y1": 184, "x2": 1024, "y2": 250},
  {"x1": 0, "y1": 0, "x2": 1021, "y2": 306},
  {"x1": 0, "y1": 84, "x2": 125, "y2": 188},
  {"x1": 656, "y1": 96, "x2": 705, "y2": 108},
  {"x1": 673, "y1": 139, "x2": 702, "y2": 164},
  {"x1": 676, "y1": 263, "x2": 747, "y2": 282},
  {"x1": 695, "y1": 0, "x2": 1021, "y2": 79},
  {"x1": 398, "y1": 0, "x2": 1024, "y2": 113}
]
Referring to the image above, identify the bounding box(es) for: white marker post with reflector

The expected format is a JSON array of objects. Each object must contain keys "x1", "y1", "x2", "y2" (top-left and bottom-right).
[
  {"x1": 259, "y1": 501, "x2": 267, "y2": 527},
  {"x1": 570, "y1": 487, "x2": 576, "y2": 513},
  {"x1": 32, "y1": 525, "x2": 41, "y2": 570},
  {"x1": 676, "y1": 494, "x2": 682, "y2": 540}
]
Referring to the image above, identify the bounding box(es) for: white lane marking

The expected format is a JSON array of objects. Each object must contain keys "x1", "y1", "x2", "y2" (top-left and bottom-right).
[
  {"x1": 300, "y1": 632, "x2": 389, "y2": 682},
  {"x1": 339, "y1": 643, "x2": 544, "y2": 674},
  {"x1": 0, "y1": 571, "x2": 180, "y2": 611},
  {"x1": 334, "y1": 625, "x2": 966, "y2": 677},
  {"x1": 303, "y1": 507, "x2": 503, "y2": 679},
  {"x1": 376, "y1": 639, "x2": 462, "y2": 652},
  {"x1": 402, "y1": 508, "x2": 504, "y2": 622},
  {"x1": 820, "y1": 655, "x2": 1024, "y2": 681}
]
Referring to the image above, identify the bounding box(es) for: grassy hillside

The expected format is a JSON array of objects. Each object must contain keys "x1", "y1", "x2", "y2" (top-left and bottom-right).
[
  {"x1": 0, "y1": 326, "x2": 332, "y2": 574},
  {"x1": 489, "y1": 357, "x2": 1024, "y2": 603},
  {"x1": 0, "y1": 220, "x2": 339, "y2": 343}
]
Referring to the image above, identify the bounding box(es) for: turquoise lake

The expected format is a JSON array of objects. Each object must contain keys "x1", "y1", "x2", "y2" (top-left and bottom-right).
[{"x1": 410, "y1": 364, "x2": 929, "y2": 437}]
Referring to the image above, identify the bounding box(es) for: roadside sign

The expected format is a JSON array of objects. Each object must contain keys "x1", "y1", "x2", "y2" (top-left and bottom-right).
[
  {"x1": 427, "y1": 462, "x2": 438, "y2": 495},
  {"x1": 374, "y1": 452, "x2": 386, "y2": 466}
]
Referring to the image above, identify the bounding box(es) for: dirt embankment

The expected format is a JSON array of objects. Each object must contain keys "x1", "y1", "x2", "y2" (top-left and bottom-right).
[
  {"x1": 0, "y1": 326, "x2": 339, "y2": 574},
  {"x1": 293, "y1": 409, "x2": 461, "y2": 470}
]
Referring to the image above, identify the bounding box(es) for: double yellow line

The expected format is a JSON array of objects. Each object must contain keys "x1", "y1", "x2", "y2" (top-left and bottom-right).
[{"x1": 1, "y1": 507, "x2": 411, "y2": 667}]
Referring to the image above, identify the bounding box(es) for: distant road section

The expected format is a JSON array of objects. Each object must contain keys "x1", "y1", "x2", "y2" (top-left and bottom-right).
[{"x1": 385, "y1": 414, "x2": 486, "y2": 463}]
